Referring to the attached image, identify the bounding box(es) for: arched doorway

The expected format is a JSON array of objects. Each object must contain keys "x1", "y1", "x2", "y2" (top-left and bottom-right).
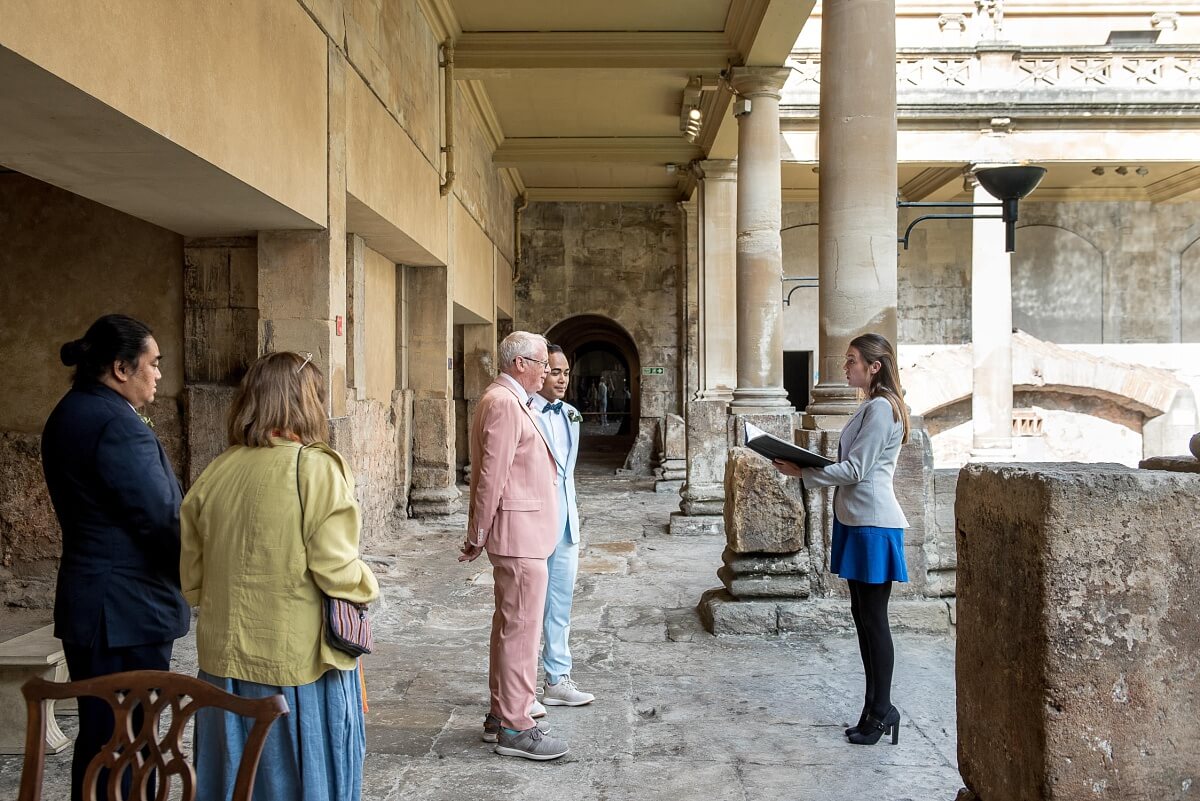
[{"x1": 544, "y1": 315, "x2": 640, "y2": 467}]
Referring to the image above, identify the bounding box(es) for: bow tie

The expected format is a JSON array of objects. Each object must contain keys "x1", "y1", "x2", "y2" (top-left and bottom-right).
[{"x1": 541, "y1": 401, "x2": 564, "y2": 414}]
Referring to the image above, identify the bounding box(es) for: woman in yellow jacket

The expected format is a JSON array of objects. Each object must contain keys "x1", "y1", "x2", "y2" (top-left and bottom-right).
[{"x1": 181, "y1": 352, "x2": 379, "y2": 801}]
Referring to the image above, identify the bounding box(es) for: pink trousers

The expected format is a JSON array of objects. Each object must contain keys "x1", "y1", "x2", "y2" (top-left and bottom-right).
[{"x1": 486, "y1": 553, "x2": 549, "y2": 731}]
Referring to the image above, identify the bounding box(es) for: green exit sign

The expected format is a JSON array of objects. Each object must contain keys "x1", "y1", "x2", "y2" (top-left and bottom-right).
[{"x1": 642, "y1": 367, "x2": 665, "y2": 375}]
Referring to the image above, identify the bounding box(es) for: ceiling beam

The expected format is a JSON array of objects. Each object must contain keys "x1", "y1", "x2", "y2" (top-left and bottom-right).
[
  {"x1": 494, "y1": 137, "x2": 702, "y2": 166},
  {"x1": 453, "y1": 32, "x2": 736, "y2": 78},
  {"x1": 1147, "y1": 166, "x2": 1200, "y2": 203},
  {"x1": 899, "y1": 166, "x2": 966, "y2": 201},
  {"x1": 525, "y1": 187, "x2": 683, "y2": 203}
]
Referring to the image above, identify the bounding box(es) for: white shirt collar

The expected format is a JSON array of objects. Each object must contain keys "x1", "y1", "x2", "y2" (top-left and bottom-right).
[{"x1": 498, "y1": 372, "x2": 530, "y2": 406}]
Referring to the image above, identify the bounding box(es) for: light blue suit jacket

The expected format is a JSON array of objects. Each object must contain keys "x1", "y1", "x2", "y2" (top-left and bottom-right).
[{"x1": 531, "y1": 396, "x2": 581, "y2": 544}]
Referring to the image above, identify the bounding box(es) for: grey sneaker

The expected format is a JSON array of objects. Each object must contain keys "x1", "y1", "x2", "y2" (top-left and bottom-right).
[
  {"x1": 482, "y1": 713, "x2": 550, "y2": 743},
  {"x1": 542, "y1": 675, "x2": 595, "y2": 706},
  {"x1": 494, "y1": 725, "x2": 569, "y2": 761}
]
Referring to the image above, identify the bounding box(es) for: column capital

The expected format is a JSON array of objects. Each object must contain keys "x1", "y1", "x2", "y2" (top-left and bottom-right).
[
  {"x1": 728, "y1": 66, "x2": 792, "y2": 100},
  {"x1": 694, "y1": 158, "x2": 738, "y2": 182}
]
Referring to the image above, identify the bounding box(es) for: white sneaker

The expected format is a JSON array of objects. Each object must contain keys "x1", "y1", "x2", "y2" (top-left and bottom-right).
[
  {"x1": 542, "y1": 675, "x2": 595, "y2": 706},
  {"x1": 530, "y1": 691, "x2": 547, "y2": 719}
]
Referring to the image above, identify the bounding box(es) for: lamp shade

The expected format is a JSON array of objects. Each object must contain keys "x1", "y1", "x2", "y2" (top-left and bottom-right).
[{"x1": 975, "y1": 166, "x2": 1047, "y2": 202}]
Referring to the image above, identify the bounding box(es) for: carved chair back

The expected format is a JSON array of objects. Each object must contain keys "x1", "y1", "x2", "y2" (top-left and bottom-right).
[{"x1": 18, "y1": 669, "x2": 288, "y2": 801}]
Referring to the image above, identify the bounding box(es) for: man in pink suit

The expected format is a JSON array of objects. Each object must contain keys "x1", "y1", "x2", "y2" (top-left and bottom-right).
[{"x1": 459, "y1": 331, "x2": 568, "y2": 760}]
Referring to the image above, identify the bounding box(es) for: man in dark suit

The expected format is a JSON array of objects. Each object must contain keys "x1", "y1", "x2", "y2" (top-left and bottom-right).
[{"x1": 41, "y1": 314, "x2": 190, "y2": 801}]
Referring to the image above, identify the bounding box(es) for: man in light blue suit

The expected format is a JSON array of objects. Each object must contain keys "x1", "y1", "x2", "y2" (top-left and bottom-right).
[{"x1": 528, "y1": 344, "x2": 595, "y2": 706}]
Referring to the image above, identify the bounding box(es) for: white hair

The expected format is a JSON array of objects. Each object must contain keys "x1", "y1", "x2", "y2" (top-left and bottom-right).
[{"x1": 498, "y1": 331, "x2": 548, "y2": 371}]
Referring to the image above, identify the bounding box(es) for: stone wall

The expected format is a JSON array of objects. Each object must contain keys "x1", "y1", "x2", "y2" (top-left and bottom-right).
[
  {"x1": 0, "y1": 174, "x2": 186, "y2": 605},
  {"x1": 784, "y1": 199, "x2": 1200, "y2": 350},
  {"x1": 956, "y1": 462, "x2": 1200, "y2": 800},
  {"x1": 516, "y1": 202, "x2": 684, "y2": 472}
]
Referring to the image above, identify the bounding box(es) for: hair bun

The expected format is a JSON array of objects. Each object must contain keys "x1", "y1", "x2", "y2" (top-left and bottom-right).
[{"x1": 60, "y1": 339, "x2": 88, "y2": 366}]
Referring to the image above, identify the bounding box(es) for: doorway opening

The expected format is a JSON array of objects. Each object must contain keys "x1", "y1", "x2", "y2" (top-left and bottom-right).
[
  {"x1": 783, "y1": 350, "x2": 813, "y2": 412},
  {"x1": 544, "y1": 315, "x2": 640, "y2": 470}
]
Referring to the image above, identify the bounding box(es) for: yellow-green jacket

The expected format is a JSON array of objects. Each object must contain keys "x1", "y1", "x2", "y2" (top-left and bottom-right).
[{"x1": 180, "y1": 439, "x2": 379, "y2": 686}]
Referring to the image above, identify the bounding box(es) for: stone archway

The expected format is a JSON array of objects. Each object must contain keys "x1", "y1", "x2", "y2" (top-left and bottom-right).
[{"x1": 544, "y1": 314, "x2": 641, "y2": 465}]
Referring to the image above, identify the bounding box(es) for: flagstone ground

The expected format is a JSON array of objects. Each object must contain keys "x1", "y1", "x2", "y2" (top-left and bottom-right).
[{"x1": 0, "y1": 452, "x2": 962, "y2": 800}]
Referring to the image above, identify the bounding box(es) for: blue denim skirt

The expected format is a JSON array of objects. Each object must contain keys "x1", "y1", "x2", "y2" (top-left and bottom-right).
[
  {"x1": 194, "y1": 665, "x2": 364, "y2": 801},
  {"x1": 831, "y1": 516, "x2": 909, "y2": 584}
]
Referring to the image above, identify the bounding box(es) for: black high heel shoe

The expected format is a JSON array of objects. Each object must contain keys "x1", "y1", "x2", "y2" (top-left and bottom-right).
[
  {"x1": 847, "y1": 705, "x2": 900, "y2": 745},
  {"x1": 844, "y1": 704, "x2": 869, "y2": 737}
]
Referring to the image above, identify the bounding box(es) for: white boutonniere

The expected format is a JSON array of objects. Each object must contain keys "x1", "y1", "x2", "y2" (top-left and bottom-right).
[{"x1": 568, "y1": 409, "x2": 582, "y2": 423}]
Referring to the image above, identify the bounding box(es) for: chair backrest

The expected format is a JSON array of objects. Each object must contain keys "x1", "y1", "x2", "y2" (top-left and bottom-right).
[{"x1": 19, "y1": 669, "x2": 289, "y2": 801}]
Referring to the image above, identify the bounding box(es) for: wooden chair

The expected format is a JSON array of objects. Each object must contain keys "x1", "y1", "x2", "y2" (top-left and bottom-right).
[{"x1": 18, "y1": 669, "x2": 289, "y2": 801}]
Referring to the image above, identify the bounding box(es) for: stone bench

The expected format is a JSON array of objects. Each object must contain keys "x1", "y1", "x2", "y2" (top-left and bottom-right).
[{"x1": 0, "y1": 624, "x2": 69, "y2": 755}]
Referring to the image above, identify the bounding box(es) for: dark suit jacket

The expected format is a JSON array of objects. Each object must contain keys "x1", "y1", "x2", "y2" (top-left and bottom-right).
[{"x1": 41, "y1": 383, "x2": 190, "y2": 648}]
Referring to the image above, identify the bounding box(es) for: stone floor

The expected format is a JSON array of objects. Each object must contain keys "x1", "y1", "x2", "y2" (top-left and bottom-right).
[{"x1": 0, "y1": 456, "x2": 964, "y2": 800}]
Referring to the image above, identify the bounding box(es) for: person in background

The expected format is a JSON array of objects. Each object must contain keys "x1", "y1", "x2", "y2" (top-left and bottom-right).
[
  {"x1": 773, "y1": 333, "x2": 910, "y2": 747},
  {"x1": 529, "y1": 345, "x2": 595, "y2": 707},
  {"x1": 181, "y1": 351, "x2": 379, "y2": 799},
  {"x1": 41, "y1": 313, "x2": 189, "y2": 801}
]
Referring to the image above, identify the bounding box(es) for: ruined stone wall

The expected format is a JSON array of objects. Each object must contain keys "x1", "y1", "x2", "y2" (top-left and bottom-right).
[
  {"x1": 516, "y1": 202, "x2": 683, "y2": 472},
  {"x1": 0, "y1": 173, "x2": 186, "y2": 606},
  {"x1": 785, "y1": 199, "x2": 1200, "y2": 350}
]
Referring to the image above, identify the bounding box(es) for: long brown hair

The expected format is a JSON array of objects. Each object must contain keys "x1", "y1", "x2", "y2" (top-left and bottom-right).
[
  {"x1": 227, "y1": 352, "x2": 329, "y2": 447},
  {"x1": 849, "y1": 333, "x2": 910, "y2": 444}
]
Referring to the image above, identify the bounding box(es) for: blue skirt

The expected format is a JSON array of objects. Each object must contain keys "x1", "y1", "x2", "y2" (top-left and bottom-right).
[
  {"x1": 194, "y1": 666, "x2": 365, "y2": 801},
  {"x1": 831, "y1": 517, "x2": 909, "y2": 584}
]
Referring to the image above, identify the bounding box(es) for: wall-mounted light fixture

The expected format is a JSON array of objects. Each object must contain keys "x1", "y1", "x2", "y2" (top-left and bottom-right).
[
  {"x1": 679, "y1": 76, "x2": 717, "y2": 142},
  {"x1": 896, "y1": 165, "x2": 1047, "y2": 253}
]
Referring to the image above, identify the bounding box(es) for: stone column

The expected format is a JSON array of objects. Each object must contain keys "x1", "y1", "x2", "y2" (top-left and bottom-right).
[
  {"x1": 969, "y1": 176, "x2": 1015, "y2": 459},
  {"x1": 695, "y1": 159, "x2": 738, "y2": 402},
  {"x1": 804, "y1": 0, "x2": 898, "y2": 429},
  {"x1": 729, "y1": 68, "x2": 792, "y2": 415},
  {"x1": 407, "y1": 264, "x2": 460, "y2": 516},
  {"x1": 461, "y1": 322, "x2": 496, "y2": 483}
]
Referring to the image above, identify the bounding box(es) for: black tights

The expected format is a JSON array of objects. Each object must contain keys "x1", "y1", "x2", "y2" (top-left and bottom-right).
[{"x1": 848, "y1": 579, "x2": 895, "y2": 718}]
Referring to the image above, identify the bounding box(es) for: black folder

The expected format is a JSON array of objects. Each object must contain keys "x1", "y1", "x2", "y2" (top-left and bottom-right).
[{"x1": 743, "y1": 422, "x2": 834, "y2": 469}]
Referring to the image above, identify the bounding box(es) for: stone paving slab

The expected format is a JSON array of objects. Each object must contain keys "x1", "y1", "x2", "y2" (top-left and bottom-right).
[{"x1": 0, "y1": 464, "x2": 963, "y2": 800}]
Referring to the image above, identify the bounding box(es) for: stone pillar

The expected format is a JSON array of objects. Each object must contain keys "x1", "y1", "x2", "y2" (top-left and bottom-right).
[
  {"x1": 671, "y1": 398, "x2": 730, "y2": 536},
  {"x1": 654, "y1": 413, "x2": 686, "y2": 492},
  {"x1": 729, "y1": 68, "x2": 792, "y2": 415},
  {"x1": 804, "y1": 0, "x2": 898, "y2": 428},
  {"x1": 679, "y1": 198, "x2": 700, "y2": 406},
  {"x1": 955, "y1": 463, "x2": 1200, "y2": 800},
  {"x1": 407, "y1": 264, "x2": 460, "y2": 516},
  {"x1": 694, "y1": 159, "x2": 738, "y2": 402},
  {"x1": 969, "y1": 177, "x2": 1015, "y2": 459},
  {"x1": 461, "y1": 322, "x2": 496, "y2": 484}
]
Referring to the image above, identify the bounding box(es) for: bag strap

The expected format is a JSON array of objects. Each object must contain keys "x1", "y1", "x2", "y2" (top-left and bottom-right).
[{"x1": 295, "y1": 444, "x2": 308, "y2": 538}]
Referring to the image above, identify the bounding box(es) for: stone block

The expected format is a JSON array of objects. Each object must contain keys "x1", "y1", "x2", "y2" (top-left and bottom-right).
[
  {"x1": 0, "y1": 433, "x2": 58, "y2": 568},
  {"x1": 955, "y1": 462, "x2": 1200, "y2": 801},
  {"x1": 697, "y1": 589, "x2": 779, "y2": 635},
  {"x1": 1139, "y1": 455, "x2": 1200, "y2": 473},
  {"x1": 718, "y1": 568, "x2": 810, "y2": 599},
  {"x1": 183, "y1": 247, "x2": 229, "y2": 309},
  {"x1": 654, "y1": 479, "x2": 684, "y2": 494},
  {"x1": 183, "y1": 384, "x2": 237, "y2": 486},
  {"x1": 663, "y1": 413, "x2": 686, "y2": 460},
  {"x1": 723, "y1": 447, "x2": 805, "y2": 554},
  {"x1": 668, "y1": 513, "x2": 723, "y2": 537}
]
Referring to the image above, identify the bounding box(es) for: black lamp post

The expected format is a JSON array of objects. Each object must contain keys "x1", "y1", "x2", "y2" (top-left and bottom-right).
[{"x1": 896, "y1": 165, "x2": 1047, "y2": 253}]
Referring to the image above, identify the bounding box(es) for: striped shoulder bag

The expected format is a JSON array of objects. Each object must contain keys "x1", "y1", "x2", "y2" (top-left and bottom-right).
[{"x1": 296, "y1": 445, "x2": 374, "y2": 657}]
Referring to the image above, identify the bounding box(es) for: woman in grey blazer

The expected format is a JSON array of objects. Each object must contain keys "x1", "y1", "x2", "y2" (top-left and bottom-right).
[{"x1": 775, "y1": 333, "x2": 910, "y2": 746}]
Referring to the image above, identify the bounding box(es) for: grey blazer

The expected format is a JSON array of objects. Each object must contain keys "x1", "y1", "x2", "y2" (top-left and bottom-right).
[{"x1": 800, "y1": 396, "x2": 909, "y2": 529}]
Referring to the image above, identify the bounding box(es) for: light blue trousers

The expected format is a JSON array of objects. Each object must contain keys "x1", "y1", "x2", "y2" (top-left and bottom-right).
[{"x1": 541, "y1": 524, "x2": 579, "y2": 684}]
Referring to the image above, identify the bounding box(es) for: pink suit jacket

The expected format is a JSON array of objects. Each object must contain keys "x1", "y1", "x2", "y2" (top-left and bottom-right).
[{"x1": 468, "y1": 378, "x2": 560, "y2": 559}]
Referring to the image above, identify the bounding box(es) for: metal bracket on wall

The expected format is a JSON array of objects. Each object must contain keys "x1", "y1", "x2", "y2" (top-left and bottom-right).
[{"x1": 782, "y1": 276, "x2": 818, "y2": 306}]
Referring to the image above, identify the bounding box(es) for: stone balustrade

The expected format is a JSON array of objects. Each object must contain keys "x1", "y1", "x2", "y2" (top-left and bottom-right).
[{"x1": 784, "y1": 45, "x2": 1200, "y2": 105}]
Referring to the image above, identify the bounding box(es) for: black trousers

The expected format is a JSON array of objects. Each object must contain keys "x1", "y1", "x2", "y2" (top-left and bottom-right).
[
  {"x1": 62, "y1": 635, "x2": 172, "y2": 801},
  {"x1": 847, "y1": 579, "x2": 895, "y2": 718}
]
